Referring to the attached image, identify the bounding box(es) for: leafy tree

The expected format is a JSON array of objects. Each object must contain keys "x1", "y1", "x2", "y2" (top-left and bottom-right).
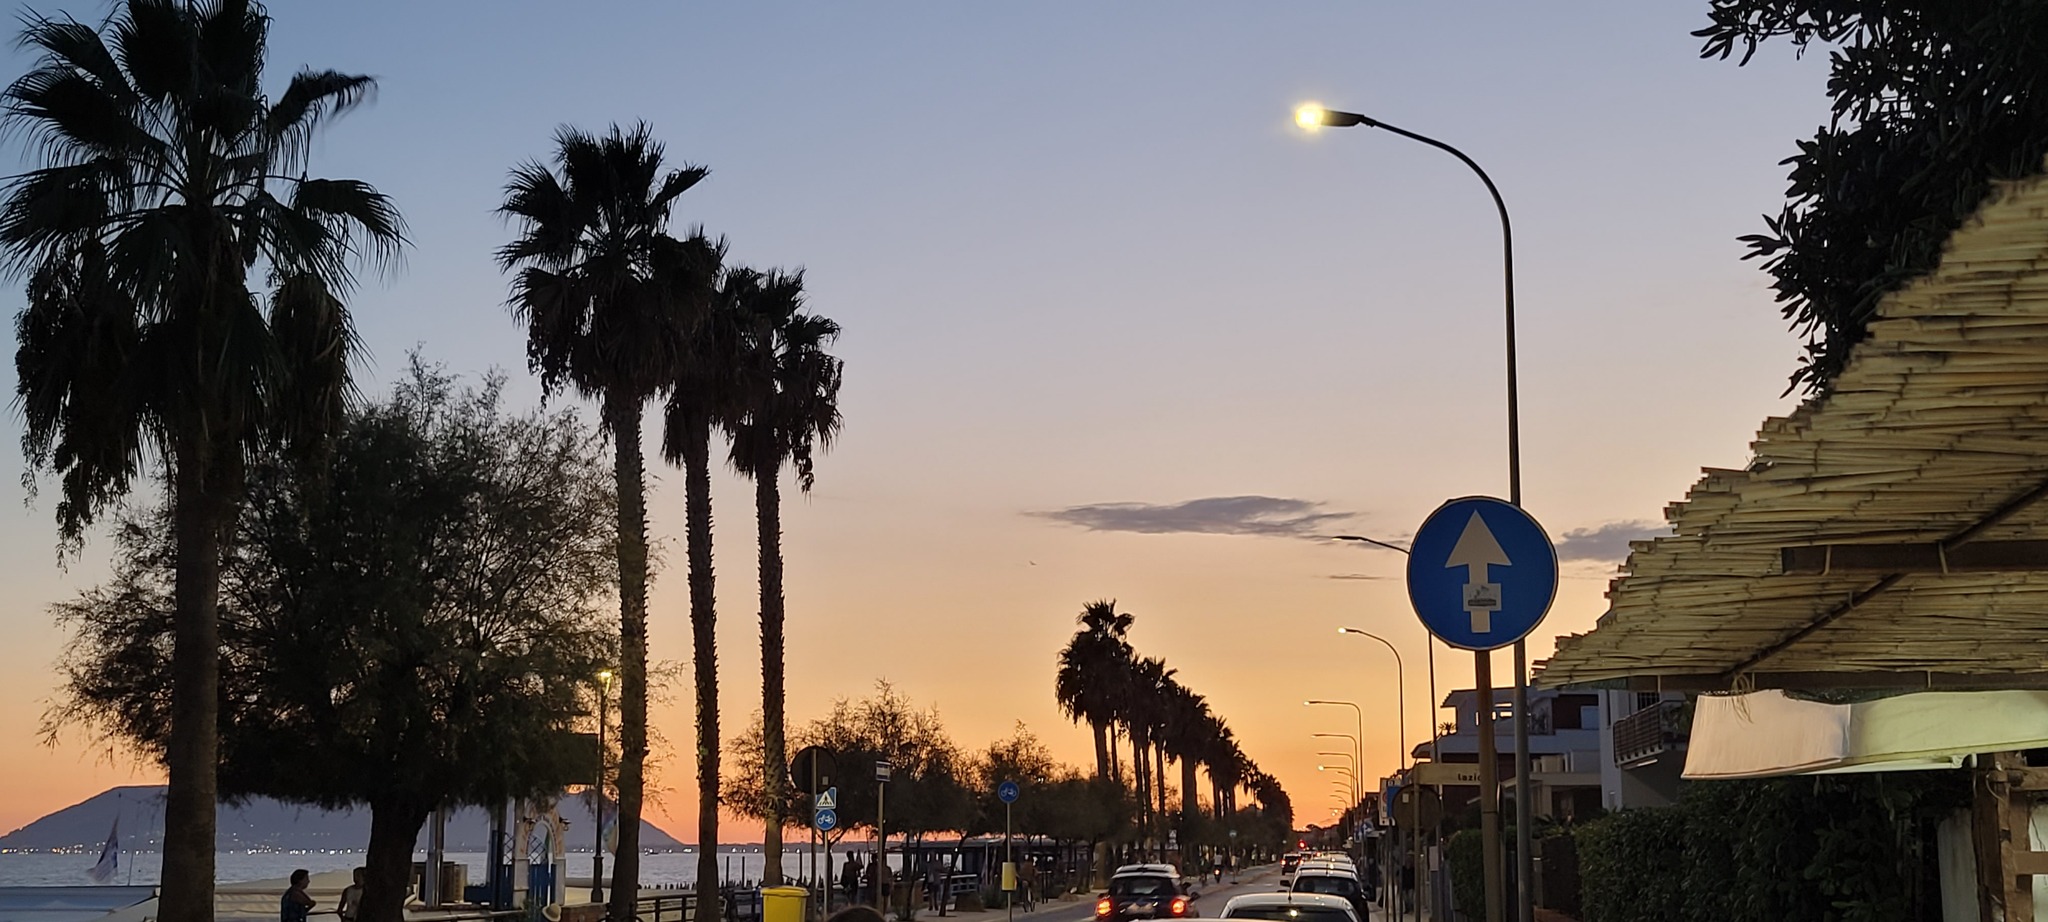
[
  {"x1": 1697, "y1": 1, "x2": 2048, "y2": 392},
  {"x1": 46, "y1": 363, "x2": 614, "y2": 922},
  {"x1": 726, "y1": 682, "x2": 976, "y2": 852},
  {"x1": 2, "y1": 4, "x2": 405, "y2": 918},
  {"x1": 724, "y1": 268, "x2": 843, "y2": 884},
  {"x1": 498, "y1": 122, "x2": 718, "y2": 919}
]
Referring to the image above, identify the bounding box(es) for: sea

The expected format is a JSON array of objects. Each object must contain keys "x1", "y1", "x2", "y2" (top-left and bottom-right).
[{"x1": 0, "y1": 850, "x2": 825, "y2": 889}]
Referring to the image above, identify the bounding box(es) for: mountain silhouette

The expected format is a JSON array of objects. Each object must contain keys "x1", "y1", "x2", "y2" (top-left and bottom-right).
[{"x1": 0, "y1": 786, "x2": 683, "y2": 852}]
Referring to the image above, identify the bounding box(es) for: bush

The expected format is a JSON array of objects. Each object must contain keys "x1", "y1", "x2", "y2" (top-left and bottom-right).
[
  {"x1": 1570, "y1": 773, "x2": 1963, "y2": 922},
  {"x1": 1445, "y1": 829, "x2": 1484, "y2": 920},
  {"x1": 954, "y1": 891, "x2": 984, "y2": 912}
]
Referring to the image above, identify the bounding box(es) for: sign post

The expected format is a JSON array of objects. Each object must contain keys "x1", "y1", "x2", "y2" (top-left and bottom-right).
[
  {"x1": 997, "y1": 781, "x2": 1020, "y2": 922},
  {"x1": 1408, "y1": 496, "x2": 1557, "y2": 922},
  {"x1": 875, "y1": 761, "x2": 892, "y2": 910}
]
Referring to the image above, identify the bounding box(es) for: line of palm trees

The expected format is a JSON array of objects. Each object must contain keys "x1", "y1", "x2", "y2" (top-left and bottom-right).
[
  {"x1": 0, "y1": 5, "x2": 839, "y2": 922},
  {"x1": 500, "y1": 124, "x2": 844, "y2": 921},
  {"x1": 1054, "y1": 601, "x2": 1292, "y2": 856}
]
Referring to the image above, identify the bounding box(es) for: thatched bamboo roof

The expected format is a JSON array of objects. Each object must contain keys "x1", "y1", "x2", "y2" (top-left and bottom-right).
[{"x1": 1539, "y1": 165, "x2": 2048, "y2": 691}]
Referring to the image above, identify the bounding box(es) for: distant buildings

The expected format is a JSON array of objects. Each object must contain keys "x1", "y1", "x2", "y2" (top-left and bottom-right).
[{"x1": 1406, "y1": 686, "x2": 1686, "y2": 820}]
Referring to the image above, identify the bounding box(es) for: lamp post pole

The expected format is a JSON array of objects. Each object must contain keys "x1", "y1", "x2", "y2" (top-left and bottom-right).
[
  {"x1": 1303, "y1": 104, "x2": 1529, "y2": 922},
  {"x1": 1339, "y1": 628, "x2": 1419, "y2": 920},
  {"x1": 594, "y1": 669, "x2": 613, "y2": 906}
]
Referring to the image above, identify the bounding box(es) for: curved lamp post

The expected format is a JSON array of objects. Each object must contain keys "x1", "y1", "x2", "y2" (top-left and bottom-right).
[
  {"x1": 1299, "y1": 102, "x2": 1529, "y2": 922},
  {"x1": 1305, "y1": 700, "x2": 1365, "y2": 800}
]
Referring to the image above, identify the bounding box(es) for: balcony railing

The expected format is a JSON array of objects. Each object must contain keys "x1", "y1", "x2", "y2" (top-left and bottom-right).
[{"x1": 1612, "y1": 699, "x2": 1684, "y2": 767}]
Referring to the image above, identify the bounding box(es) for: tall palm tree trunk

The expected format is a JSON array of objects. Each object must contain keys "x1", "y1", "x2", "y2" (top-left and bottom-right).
[
  {"x1": 1091, "y1": 721, "x2": 1110, "y2": 781},
  {"x1": 160, "y1": 454, "x2": 232, "y2": 922},
  {"x1": 1131, "y1": 732, "x2": 1149, "y2": 851},
  {"x1": 607, "y1": 397, "x2": 651, "y2": 921},
  {"x1": 756, "y1": 459, "x2": 787, "y2": 886},
  {"x1": 1180, "y1": 757, "x2": 1199, "y2": 829},
  {"x1": 679, "y1": 414, "x2": 722, "y2": 922},
  {"x1": 1154, "y1": 743, "x2": 1168, "y2": 843}
]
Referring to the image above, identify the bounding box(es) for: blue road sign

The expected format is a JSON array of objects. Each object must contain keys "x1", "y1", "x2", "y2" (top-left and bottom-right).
[
  {"x1": 1406, "y1": 496, "x2": 1558, "y2": 651},
  {"x1": 814, "y1": 808, "x2": 838, "y2": 832},
  {"x1": 997, "y1": 780, "x2": 1020, "y2": 804}
]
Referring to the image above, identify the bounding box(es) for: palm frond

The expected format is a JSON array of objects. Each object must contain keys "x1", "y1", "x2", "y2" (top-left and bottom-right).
[
  {"x1": 265, "y1": 69, "x2": 375, "y2": 172},
  {"x1": 109, "y1": 0, "x2": 195, "y2": 107}
]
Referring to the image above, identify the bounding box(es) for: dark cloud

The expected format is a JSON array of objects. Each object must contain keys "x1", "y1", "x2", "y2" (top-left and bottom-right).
[
  {"x1": 1555, "y1": 520, "x2": 1668, "y2": 562},
  {"x1": 1032, "y1": 495, "x2": 1354, "y2": 538}
]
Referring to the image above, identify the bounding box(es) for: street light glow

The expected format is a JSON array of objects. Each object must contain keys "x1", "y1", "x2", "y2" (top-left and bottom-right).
[{"x1": 1292, "y1": 104, "x2": 1369, "y2": 130}]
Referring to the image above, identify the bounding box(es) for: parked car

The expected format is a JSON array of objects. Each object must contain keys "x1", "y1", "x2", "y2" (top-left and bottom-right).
[
  {"x1": 1096, "y1": 864, "x2": 1198, "y2": 921},
  {"x1": 1216, "y1": 892, "x2": 1359, "y2": 922},
  {"x1": 1288, "y1": 866, "x2": 1371, "y2": 921}
]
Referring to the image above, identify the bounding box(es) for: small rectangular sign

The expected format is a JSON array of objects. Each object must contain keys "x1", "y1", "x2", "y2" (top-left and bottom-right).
[
  {"x1": 1412, "y1": 763, "x2": 1482, "y2": 786},
  {"x1": 875, "y1": 760, "x2": 893, "y2": 782}
]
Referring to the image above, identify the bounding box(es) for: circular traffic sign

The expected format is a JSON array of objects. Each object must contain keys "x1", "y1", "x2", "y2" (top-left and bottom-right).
[
  {"x1": 996, "y1": 780, "x2": 1020, "y2": 804},
  {"x1": 814, "y1": 808, "x2": 838, "y2": 832},
  {"x1": 790, "y1": 746, "x2": 837, "y2": 796},
  {"x1": 1405, "y1": 496, "x2": 1558, "y2": 651}
]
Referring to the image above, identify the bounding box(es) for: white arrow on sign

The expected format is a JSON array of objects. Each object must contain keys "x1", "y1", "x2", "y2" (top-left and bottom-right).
[{"x1": 1445, "y1": 511, "x2": 1511, "y2": 633}]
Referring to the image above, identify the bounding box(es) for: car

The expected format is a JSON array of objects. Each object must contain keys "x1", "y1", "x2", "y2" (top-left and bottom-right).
[
  {"x1": 1288, "y1": 865, "x2": 1371, "y2": 921},
  {"x1": 1215, "y1": 892, "x2": 1360, "y2": 922},
  {"x1": 1278, "y1": 853, "x2": 1305, "y2": 885},
  {"x1": 1095, "y1": 864, "x2": 1198, "y2": 921}
]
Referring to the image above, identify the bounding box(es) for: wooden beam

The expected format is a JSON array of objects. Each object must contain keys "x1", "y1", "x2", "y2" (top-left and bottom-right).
[
  {"x1": 1616, "y1": 671, "x2": 2048, "y2": 692},
  {"x1": 1781, "y1": 540, "x2": 2048, "y2": 574}
]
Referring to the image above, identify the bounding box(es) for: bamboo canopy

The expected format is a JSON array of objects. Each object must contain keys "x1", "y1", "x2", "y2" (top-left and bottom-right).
[{"x1": 1539, "y1": 164, "x2": 2048, "y2": 691}]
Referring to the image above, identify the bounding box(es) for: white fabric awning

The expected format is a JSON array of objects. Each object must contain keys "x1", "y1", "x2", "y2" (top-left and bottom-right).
[{"x1": 1683, "y1": 689, "x2": 2048, "y2": 779}]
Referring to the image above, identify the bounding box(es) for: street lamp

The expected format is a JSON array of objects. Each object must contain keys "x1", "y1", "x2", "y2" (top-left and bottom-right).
[
  {"x1": 593, "y1": 669, "x2": 614, "y2": 905},
  {"x1": 1298, "y1": 101, "x2": 1528, "y2": 922},
  {"x1": 1305, "y1": 701, "x2": 1364, "y2": 804},
  {"x1": 1337, "y1": 629, "x2": 1409, "y2": 774}
]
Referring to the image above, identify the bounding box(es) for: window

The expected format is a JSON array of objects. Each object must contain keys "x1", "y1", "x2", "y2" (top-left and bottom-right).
[
  {"x1": 1110, "y1": 877, "x2": 1177, "y2": 899},
  {"x1": 1224, "y1": 908, "x2": 1355, "y2": 922},
  {"x1": 1292, "y1": 877, "x2": 1357, "y2": 898}
]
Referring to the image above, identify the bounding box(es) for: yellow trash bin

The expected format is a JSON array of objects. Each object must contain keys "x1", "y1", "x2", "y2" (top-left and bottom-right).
[{"x1": 763, "y1": 886, "x2": 809, "y2": 922}]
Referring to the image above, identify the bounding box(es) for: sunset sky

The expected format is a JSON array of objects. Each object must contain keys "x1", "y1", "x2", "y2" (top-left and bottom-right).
[{"x1": 0, "y1": 2, "x2": 1826, "y2": 839}]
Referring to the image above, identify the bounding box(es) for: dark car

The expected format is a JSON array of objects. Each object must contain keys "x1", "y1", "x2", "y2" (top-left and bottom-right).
[
  {"x1": 1096, "y1": 865, "x2": 1197, "y2": 921},
  {"x1": 1287, "y1": 868, "x2": 1368, "y2": 922}
]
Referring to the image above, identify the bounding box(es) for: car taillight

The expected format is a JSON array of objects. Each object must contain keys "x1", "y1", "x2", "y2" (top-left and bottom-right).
[
  {"x1": 1096, "y1": 898, "x2": 1114, "y2": 917},
  {"x1": 1169, "y1": 898, "x2": 1189, "y2": 916}
]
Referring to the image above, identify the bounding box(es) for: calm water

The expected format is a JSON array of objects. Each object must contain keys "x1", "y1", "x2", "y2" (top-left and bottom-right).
[{"x1": 0, "y1": 851, "x2": 821, "y2": 889}]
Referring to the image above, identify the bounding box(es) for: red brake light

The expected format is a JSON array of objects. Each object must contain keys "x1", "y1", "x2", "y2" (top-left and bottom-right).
[
  {"x1": 1096, "y1": 898, "x2": 1113, "y2": 917},
  {"x1": 1170, "y1": 898, "x2": 1189, "y2": 916}
]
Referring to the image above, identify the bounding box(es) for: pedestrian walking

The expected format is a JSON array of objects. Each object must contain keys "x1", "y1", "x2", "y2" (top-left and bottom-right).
[
  {"x1": 1016, "y1": 860, "x2": 1036, "y2": 912},
  {"x1": 925, "y1": 859, "x2": 946, "y2": 912},
  {"x1": 876, "y1": 859, "x2": 895, "y2": 912},
  {"x1": 842, "y1": 857, "x2": 863, "y2": 908},
  {"x1": 280, "y1": 870, "x2": 315, "y2": 922}
]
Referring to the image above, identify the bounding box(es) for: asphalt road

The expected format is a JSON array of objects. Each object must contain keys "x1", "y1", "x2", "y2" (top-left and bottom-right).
[{"x1": 996, "y1": 866, "x2": 1289, "y2": 922}]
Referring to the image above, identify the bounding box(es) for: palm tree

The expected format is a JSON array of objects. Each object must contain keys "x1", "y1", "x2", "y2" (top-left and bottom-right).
[
  {"x1": 2, "y1": 4, "x2": 402, "y2": 920},
  {"x1": 725, "y1": 269, "x2": 843, "y2": 885},
  {"x1": 1161, "y1": 685, "x2": 1211, "y2": 835},
  {"x1": 1055, "y1": 600, "x2": 1134, "y2": 780},
  {"x1": 498, "y1": 122, "x2": 715, "y2": 921},
  {"x1": 662, "y1": 259, "x2": 751, "y2": 922}
]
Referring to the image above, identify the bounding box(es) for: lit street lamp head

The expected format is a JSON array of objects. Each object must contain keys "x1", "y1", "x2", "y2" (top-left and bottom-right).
[{"x1": 1295, "y1": 103, "x2": 1371, "y2": 130}]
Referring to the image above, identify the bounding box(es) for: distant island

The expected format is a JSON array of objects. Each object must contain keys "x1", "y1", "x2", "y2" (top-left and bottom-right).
[{"x1": 0, "y1": 786, "x2": 685, "y2": 852}]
